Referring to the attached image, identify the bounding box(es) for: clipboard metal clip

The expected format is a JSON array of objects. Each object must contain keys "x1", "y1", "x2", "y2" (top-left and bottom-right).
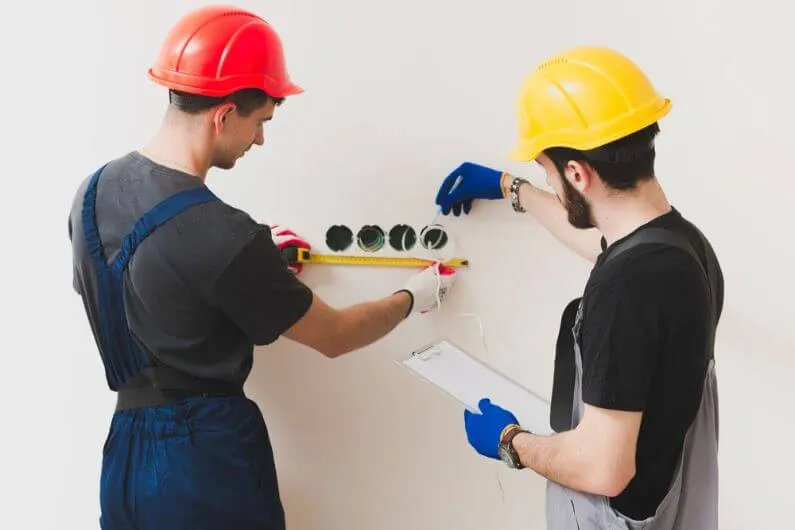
[{"x1": 411, "y1": 342, "x2": 442, "y2": 361}]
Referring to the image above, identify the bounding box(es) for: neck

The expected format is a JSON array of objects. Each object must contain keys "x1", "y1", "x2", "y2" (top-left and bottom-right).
[
  {"x1": 593, "y1": 177, "x2": 672, "y2": 246},
  {"x1": 140, "y1": 111, "x2": 213, "y2": 181}
]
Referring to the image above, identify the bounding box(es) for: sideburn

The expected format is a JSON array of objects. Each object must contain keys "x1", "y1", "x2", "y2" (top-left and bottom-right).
[{"x1": 559, "y1": 167, "x2": 595, "y2": 230}]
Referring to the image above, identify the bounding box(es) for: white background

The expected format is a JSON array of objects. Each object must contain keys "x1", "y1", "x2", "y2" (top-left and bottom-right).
[{"x1": 2, "y1": 0, "x2": 794, "y2": 528}]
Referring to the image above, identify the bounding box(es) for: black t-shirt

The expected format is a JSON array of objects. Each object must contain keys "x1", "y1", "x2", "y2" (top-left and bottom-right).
[
  {"x1": 69, "y1": 152, "x2": 313, "y2": 388},
  {"x1": 579, "y1": 207, "x2": 723, "y2": 519}
]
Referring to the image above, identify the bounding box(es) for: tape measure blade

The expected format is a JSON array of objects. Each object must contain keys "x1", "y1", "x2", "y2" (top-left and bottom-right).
[
  {"x1": 310, "y1": 253, "x2": 424, "y2": 267},
  {"x1": 305, "y1": 252, "x2": 468, "y2": 268}
]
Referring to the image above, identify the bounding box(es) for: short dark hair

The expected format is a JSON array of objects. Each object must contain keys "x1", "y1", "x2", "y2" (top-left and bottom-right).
[
  {"x1": 168, "y1": 88, "x2": 284, "y2": 117},
  {"x1": 544, "y1": 123, "x2": 661, "y2": 191}
]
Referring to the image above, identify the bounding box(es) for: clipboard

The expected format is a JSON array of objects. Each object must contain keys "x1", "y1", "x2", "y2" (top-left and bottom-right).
[{"x1": 400, "y1": 340, "x2": 554, "y2": 435}]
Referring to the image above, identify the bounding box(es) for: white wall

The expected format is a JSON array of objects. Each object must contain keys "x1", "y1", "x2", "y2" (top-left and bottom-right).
[{"x1": 4, "y1": 0, "x2": 794, "y2": 528}]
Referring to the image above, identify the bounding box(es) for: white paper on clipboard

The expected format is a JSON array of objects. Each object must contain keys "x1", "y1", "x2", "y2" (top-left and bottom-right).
[{"x1": 400, "y1": 340, "x2": 554, "y2": 436}]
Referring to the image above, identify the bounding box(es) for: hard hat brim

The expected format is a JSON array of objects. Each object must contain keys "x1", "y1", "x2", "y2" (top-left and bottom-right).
[{"x1": 147, "y1": 68, "x2": 304, "y2": 99}]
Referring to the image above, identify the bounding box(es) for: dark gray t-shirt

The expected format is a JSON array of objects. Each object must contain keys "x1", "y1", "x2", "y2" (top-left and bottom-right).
[{"x1": 68, "y1": 151, "x2": 313, "y2": 387}]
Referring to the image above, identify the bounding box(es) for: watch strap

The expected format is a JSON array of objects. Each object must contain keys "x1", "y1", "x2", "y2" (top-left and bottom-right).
[
  {"x1": 500, "y1": 424, "x2": 528, "y2": 469},
  {"x1": 502, "y1": 425, "x2": 525, "y2": 447},
  {"x1": 500, "y1": 423, "x2": 521, "y2": 442}
]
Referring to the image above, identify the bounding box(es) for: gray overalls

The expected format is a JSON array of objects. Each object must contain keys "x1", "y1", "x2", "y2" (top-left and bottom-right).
[{"x1": 546, "y1": 227, "x2": 721, "y2": 529}]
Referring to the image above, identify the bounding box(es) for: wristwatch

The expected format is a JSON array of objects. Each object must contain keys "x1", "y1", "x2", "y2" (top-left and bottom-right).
[{"x1": 498, "y1": 424, "x2": 528, "y2": 469}]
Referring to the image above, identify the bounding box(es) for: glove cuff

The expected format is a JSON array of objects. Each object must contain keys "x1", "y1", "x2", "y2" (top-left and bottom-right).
[{"x1": 393, "y1": 289, "x2": 414, "y2": 318}]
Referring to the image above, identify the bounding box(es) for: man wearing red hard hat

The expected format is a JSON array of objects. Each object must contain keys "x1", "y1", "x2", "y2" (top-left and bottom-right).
[{"x1": 67, "y1": 6, "x2": 455, "y2": 529}]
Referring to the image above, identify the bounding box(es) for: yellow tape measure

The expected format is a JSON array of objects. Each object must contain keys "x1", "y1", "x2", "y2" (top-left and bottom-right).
[{"x1": 285, "y1": 247, "x2": 469, "y2": 268}]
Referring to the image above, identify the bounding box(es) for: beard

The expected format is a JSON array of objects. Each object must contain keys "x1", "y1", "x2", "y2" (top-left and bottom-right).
[{"x1": 560, "y1": 176, "x2": 594, "y2": 229}]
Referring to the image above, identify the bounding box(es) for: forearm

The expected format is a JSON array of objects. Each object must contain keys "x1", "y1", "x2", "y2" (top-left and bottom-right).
[
  {"x1": 502, "y1": 175, "x2": 602, "y2": 263},
  {"x1": 511, "y1": 430, "x2": 629, "y2": 497},
  {"x1": 330, "y1": 291, "x2": 412, "y2": 356}
]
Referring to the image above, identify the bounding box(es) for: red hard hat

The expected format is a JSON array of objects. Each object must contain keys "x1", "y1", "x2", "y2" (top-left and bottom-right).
[{"x1": 147, "y1": 5, "x2": 302, "y2": 98}]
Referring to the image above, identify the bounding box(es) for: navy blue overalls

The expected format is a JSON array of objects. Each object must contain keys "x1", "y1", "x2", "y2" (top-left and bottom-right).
[{"x1": 82, "y1": 165, "x2": 285, "y2": 530}]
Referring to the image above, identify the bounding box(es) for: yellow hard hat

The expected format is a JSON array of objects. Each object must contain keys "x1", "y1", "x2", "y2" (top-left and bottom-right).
[{"x1": 509, "y1": 46, "x2": 671, "y2": 161}]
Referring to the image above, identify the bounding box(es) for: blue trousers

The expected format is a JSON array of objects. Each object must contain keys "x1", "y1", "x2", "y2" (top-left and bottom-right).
[{"x1": 100, "y1": 396, "x2": 285, "y2": 529}]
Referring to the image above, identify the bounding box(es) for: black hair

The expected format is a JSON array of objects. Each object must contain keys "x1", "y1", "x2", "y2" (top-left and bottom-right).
[
  {"x1": 168, "y1": 88, "x2": 284, "y2": 117},
  {"x1": 544, "y1": 123, "x2": 661, "y2": 191}
]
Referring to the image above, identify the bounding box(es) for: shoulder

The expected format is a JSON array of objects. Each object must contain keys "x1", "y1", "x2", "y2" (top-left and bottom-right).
[
  {"x1": 584, "y1": 214, "x2": 715, "y2": 324},
  {"x1": 587, "y1": 244, "x2": 704, "y2": 302},
  {"x1": 592, "y1": 210, "x2": 712, "y2": 288},
  {"x1": 163, "y1": 197, "x2": 272, "y2": 278},
  {"x1": 68, "y1": 153, "x2": 134, "y2": 241},
  {"x1": 120, "y1": 192, "x2": 278, "y2": 307},
  {"x1": 188, "y1": 198, "x2": 267, "y2": 247}
]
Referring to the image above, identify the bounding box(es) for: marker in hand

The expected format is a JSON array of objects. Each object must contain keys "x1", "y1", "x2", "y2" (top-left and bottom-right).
[
  {"x1": 448, "y1": 174, "x2": 464, "y2": 195},
  {"x1": 437, "y1": 174, "x2": 465, "y2": 215}
]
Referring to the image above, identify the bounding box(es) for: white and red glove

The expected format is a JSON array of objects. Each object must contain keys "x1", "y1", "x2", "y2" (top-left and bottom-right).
[
  {"x1": 399, "y1": 262, "x2": 457, "y2": 314},
  {"x1": 269, "y1": 224, "x2": 311, "y2": 275}
]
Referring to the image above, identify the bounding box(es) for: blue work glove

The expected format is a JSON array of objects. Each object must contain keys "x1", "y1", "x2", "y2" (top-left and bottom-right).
[
  {"x1": 434, "y1": 162, "x2": 505, "y2": 216},
  {"x1": 464, "y1": 398, "x2": 519, "y2": 460}
]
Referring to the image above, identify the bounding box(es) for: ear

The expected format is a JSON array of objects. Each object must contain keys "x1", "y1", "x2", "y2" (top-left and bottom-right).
[
  {"x1": 211, "y1": 103, "x2": 237, "y2": 134},
  {"x1": 565, "y1": 160, "x2": 594, "y2": 193}
]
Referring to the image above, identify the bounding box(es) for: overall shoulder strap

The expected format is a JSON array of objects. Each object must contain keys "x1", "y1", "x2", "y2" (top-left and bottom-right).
[
  {"x1": 603, "y1": 226, "x2": 720, "y2": 330},
  {"x1": 603, "y1": 227, "x2": 702, "y2": 270},
  {"x1": 81, "y1": 164, "x2": 111, "y2": 269},
  {"x1": 113, "y1": 186, "x2": 218, "y2": 270}
]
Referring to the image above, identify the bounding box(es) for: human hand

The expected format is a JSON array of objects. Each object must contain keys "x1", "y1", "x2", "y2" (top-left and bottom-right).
[
  {"x1": 398, "y1": 262, "x2": 456, "y2": 314},
  {"x1": 464, "y1": 398, "x2": 519, "y2": 459},
  {"x1": 434, "y1": 162, "x2": 506, "y2": 216},
  {"x1": 270, "y1": 224, "x2": 311, "y2": 275}
]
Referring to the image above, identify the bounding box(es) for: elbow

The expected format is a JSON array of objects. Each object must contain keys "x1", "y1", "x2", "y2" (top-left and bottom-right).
[
  {"x1": 590, "y1": 462, "x2": 635, "y2": 498},
  {"x1": 317, "y1": 324, "x2": 355, "y2": 359},
  {"x1": 319, "y1": 340, "x2": 350, "y2": 359},
  {"x1": 281, "y1": 296, "x2": 359, "y2": 359},
  {"x1": 298, "y1": 306, "x2": 355, "y2": 359},
  {"x1": 320, "y1": 307, "x2": 373, "y2": 358},
  {"x1": 290, "y1": 335, "x2": 351, "y2": 360}
]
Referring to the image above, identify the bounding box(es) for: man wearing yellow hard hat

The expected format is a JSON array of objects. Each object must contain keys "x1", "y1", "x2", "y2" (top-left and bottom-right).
[{"x1": 435, "y1": 46, "x2": 722, "y2": 528}]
